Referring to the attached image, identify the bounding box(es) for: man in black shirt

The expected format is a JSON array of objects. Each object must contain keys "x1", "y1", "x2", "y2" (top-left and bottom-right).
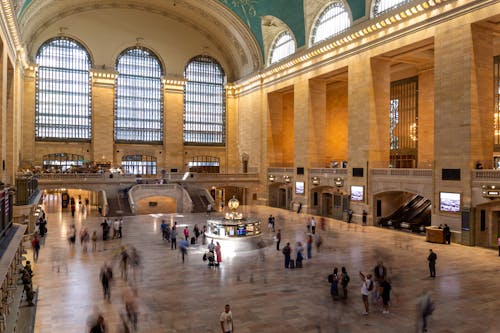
[{"x1": 427, "y1": 249, "x2": 437, "y2": 278}]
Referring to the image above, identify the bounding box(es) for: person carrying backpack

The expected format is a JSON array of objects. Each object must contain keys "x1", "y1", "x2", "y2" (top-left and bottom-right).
[
  {"x1": 340, "y1": 266, "x2": 350, "y2": 299},
  {"x1": 359, "y1": 271, "x2": 374, "y2": 315}
]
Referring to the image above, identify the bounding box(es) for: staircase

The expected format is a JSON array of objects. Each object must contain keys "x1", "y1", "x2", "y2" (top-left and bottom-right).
[
  {"x1": 107, "y1": 196, "x2": 133, "y2": 216},
  {"x1": 183, "y1": 185, "x2": 213, "y2": 213}
]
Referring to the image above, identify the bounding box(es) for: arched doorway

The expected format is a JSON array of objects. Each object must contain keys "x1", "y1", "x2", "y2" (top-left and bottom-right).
[{"x1": 268, "y1": 183, "x2": 293, "y2": 209}]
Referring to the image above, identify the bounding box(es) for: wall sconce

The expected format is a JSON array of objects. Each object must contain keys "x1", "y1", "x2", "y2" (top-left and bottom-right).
[
  {"x1": 311, "y1": 176, "x2": 320, "y2": 185},
  {"x1": 334, "y1": 177, "x2": 344, "y2": 187},
  {"x1": 284, "y1": 175, "x2": 291, "y2": 183},
  {"x1": 268, "y1": 174, "x2": 275, "y2": 182}
]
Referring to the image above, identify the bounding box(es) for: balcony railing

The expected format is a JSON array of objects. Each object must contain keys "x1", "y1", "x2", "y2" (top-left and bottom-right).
[
  {"x1": 371, "y1": 168, "x2": 432, "y2": 177},
  {"x1": 310, "y1": 168, "x2": 348, "y2": 175}
]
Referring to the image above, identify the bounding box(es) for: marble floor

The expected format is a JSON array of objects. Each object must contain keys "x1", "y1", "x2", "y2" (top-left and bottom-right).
[{"x1": 28, "y1": 195, "x2": 500, "y2": 333}]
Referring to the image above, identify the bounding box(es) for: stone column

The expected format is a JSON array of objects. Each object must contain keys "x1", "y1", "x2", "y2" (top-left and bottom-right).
[
  {"x1": 226, "y1": 85, "x2": 238, "y2": 173},
  {"x1": 348, "y1": 56, "x2": 391, "y2": 186},
  {"x1": 470, "y1": 24, "x2": 493, "y2": 168},
  {"x1": 308, "y1": 79, "x2": 327, "y2": 167},
  {"x1": 163, "y1": 78, "x2": 185, "y2": 172},
  {"x1": 433, "y1": 22, "x2": 475, "y2": 228},
  {"x1": 90, "y1": 69, "x2": 117, "y2": 166},
  {"x1": 417, "y1": 68, "x2": 434, "y2": 168},
  {"x1": 20, "y1": 65, "x2": 36, "y2": 169}
]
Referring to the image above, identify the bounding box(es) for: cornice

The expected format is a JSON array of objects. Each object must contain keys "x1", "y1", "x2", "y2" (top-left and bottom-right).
[
  {"x1": 0, "y1": 0, "x2": 22, "y2": 62},
  {"x1": 90, "y1": 68, "x2": 118, "y2": 88}
]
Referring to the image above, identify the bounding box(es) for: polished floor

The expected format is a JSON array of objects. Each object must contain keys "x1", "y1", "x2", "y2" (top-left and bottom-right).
[{"x1": 29, "y1": 195, "x2": 500, "y2": 333}]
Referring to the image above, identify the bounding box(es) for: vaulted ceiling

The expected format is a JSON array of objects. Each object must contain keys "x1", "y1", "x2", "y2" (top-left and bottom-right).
[{"x1": 15, "y1": 0, "x2": 267, "y2": 80}]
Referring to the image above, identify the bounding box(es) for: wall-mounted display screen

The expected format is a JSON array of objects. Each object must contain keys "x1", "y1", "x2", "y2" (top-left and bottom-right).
[
  {"x1": 350, "y1": 185, "x2": 364, "y2": 201},
  {"x1": 295, "y1": 181, "x2": 305, "y2": 194},
  {"x1": 440, "y1": 192, "x2": 460, "y2": 212}
]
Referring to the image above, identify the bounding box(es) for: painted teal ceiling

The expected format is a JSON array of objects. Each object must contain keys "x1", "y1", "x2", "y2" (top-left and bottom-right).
[{"x1": 219, "y1": 0, "x2": 366, "y2": 55}]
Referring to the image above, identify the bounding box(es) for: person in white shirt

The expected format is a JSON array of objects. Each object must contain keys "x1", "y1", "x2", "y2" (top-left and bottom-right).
[
  {"x1": 220, "y1": 304, "x2": 233, "y2": 333},
  {"x1": 359, "y1": 271, "x2": 374, "y2": 315},
  {"x1": 311, "y1": 217, "x2": 316, "y2": 234}
]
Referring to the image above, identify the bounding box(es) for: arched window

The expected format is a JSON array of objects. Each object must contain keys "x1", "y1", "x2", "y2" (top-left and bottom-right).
[
  {"x1": 372, "y1": 0, "x2": 411, "y2": 17},
  {"x1": 269, "y1": 31, "x2": 296, "y2": 65},
  {"x1": 115, "y1": 47, "x2": 163, "y2": 143},
  {"x1": 42, "y1": 153, "x2": 84, "y2": 172},
  {"x1": 188, "y1": 156, "x2": 220, "y2": 173},
  {"x1": 184, "y1": 55, "x2": 226, "y2": 145},
  {"x1": 121, "y1": 155, "x2": 157, "y2": 175},
  {"x1": 311, "y1": 2, "x2": 351, "y2": 45},
  {"x1": 35, "y1": 38, "x2": 92, "y2": 141}
]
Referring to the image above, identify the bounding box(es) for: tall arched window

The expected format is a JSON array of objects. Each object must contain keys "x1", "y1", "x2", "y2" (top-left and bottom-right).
[
  {"x1": 310, "y1": 2, "x2": 351, "y2": 45},
  {"x1": 35, "y1": 38, "x2": 92, "y2": 141},
  {"x1": 121, "y1": 155, "x2": 157, "y2": 175},
  {"x1": 372, "y1": 0, "x2": 411, "y2": 17},
  {"x1": 115, "y1": 47, "x2": 163, "y2": 143},
  {"x1": 269, "y1": 31, "x2": 296, "y2": 65},
  {"x1": 184, "y1": 55, "x2": 226, "y2": 145}
]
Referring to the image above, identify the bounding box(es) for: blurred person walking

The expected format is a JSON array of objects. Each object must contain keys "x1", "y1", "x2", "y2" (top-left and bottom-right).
[
  {"x1": 100, "y1": 263, "x2": 113, "y2": 302},
  {"x1": 416, "y1": 291, "x2": 434, "y2": 332}
]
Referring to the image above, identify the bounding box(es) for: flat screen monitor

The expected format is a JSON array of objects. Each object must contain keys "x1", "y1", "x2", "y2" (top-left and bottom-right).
[
  {"x1": 440, "y1": 192, "x2": 460, "y2": 212},
  {"x1": 350, "y1": 185, "x2": 364, "y2": 201},
  {"x1": 295, "y1": 181, "x2": 305, "y2": 194}
]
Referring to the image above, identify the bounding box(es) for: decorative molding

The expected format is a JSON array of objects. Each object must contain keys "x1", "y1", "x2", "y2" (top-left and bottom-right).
[
  {"x1": 163, "y1": 76, "x2": 186, "y2": 93},
  {"x1": 22, "y1": 63, "x2": 37, "y2": 80},
  {"x1": 90, "y1": 68, "x2": 118, "y2": 87},
  {"x1": 0, "y1": 0, "x2": 22, "y2": 61}
]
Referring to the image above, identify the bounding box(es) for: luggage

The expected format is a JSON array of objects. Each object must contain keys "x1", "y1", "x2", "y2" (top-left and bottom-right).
[
  {"x1": 190, "y1": 237, "x2": 196, "y2": 245},
  {"x1": 289, "y1": 259, "x2": 295, "y2": 269}
]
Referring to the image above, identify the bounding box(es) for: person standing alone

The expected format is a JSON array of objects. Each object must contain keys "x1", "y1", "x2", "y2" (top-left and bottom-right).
[
  {"x1": 276, "y1": 229, "x2": 281, "y2": 251},
  {"x1": 220, "y1": 304, "x2": 234, "y2": 333},
  {"x1": 427, "y1": 249, "x2": 437, "y2": 278}
]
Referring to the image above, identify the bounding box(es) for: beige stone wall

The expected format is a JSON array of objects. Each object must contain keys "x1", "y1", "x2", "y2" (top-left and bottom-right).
[
  {"x1": 267, "y1": 89, "x2": 294, "y2": 167},
  {"x1": 418, "y1": 69, "x2": 434, "y2": 168},
  {"x1": 92, "y1": 84, "x2": 115, "y2": 165},
  {"x1": 470, "y1": 24, "x2": 494, "y2": 168},
  {"x1": 326, "y1": 81, "x2": 348, "y2": 164},
  {"x1": 164, "y1": 88, "x2": 184, "y2": 172},
  {"x1": 308, "y1": 79, "x2": 327, "y2": 167}
]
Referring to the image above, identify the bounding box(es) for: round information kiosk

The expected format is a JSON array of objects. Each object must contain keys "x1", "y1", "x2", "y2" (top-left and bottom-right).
[{"x1": 205, "y1": 197, "x2": 262, "y2": 252}]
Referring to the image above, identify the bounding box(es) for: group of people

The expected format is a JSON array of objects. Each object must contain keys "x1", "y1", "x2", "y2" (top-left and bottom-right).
[
  {"x1": 100, "y1": 218, "x2": 124, "y2": 241},
  {"x1": 204, "y1": 239, "x2": 222, "y2": 267},
  {"x1": 327, "y1": 258, "x2": 435, "y2": 332},
  {"x1": 281, "y1": 241, "x2": 304, "y2": 268}
]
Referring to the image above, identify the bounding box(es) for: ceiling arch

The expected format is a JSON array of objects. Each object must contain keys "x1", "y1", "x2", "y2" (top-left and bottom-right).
[{"x1": 17, "y1": 0, "x2": 262, "y2": 80}]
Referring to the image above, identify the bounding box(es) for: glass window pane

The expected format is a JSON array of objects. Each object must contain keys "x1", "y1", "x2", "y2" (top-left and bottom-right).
[
  {"x1": 269, "y1": 31, "x2": 296, "y2": 64},
  {"x1": 390, "y1": 77, "x2": 418, "y2": 168},
  {"x1": 184, "y1": 56, "x2": 226, "y2": 145},
  {"x1": 35, "y1": 38, "x2": 92, "y2": 141},
  {"x1": 373, "y1": 0, "x2": 411, "y2": 17},
  {"x1": 115, "y1": 48, "x2": 163, "y2": 143},
  {"x1": 121, "y1": 155, "x2": 157, "y2": 175},
  {"x1": 311, "y1": 2, "x2": 351, "y2": 45}
]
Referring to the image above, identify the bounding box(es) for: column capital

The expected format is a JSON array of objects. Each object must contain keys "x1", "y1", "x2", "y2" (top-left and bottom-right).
[
  {"x1": 163, "y1": 76, "x2": 186, "y2": 93},
  {"x1": 90, "y1": 68, "x2": 118, "y2": 87},
  {"x1": 22, "y1": 63, "x2": 38, "y2": 80}
]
